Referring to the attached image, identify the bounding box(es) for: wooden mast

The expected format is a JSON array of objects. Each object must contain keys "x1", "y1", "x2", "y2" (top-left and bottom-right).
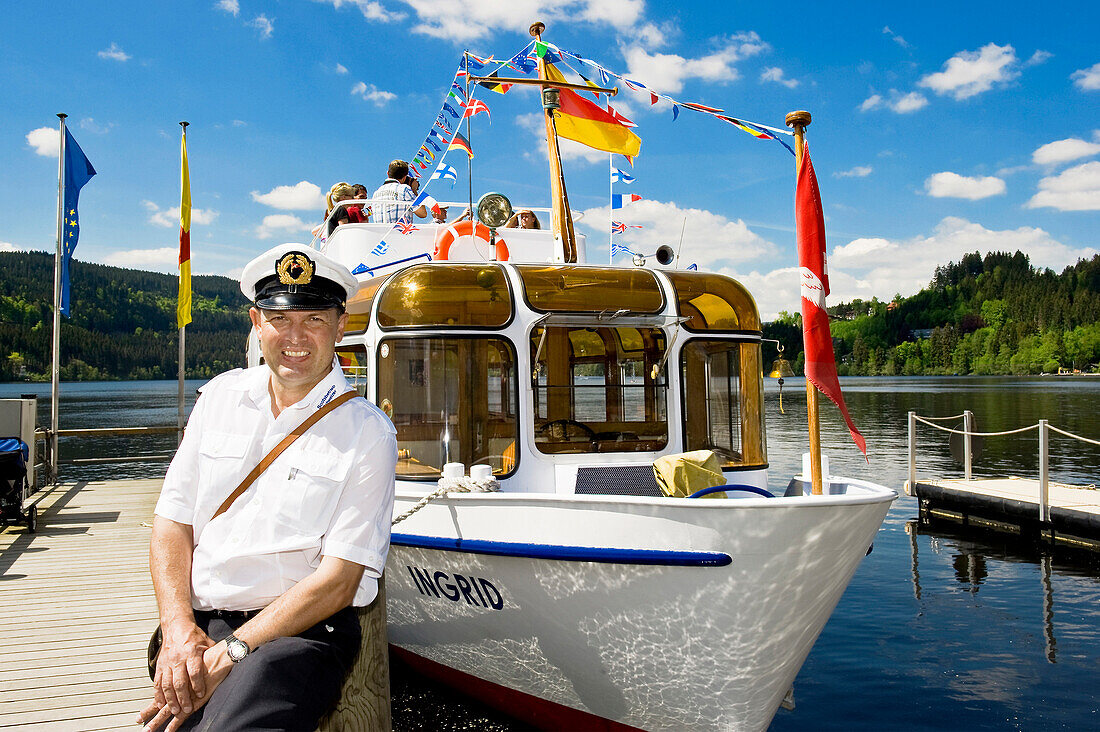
[
  {"x1": 785, "y1": 110, "x2": 823, "y2": 495},
  {"x1": 530, "y1": 21, "x2": 577, "y2": 262}
]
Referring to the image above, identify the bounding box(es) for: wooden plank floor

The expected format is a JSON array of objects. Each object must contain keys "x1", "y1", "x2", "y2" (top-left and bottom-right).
[{"x1": 0, "y1": 479, "x2": 162, "y2": 731}]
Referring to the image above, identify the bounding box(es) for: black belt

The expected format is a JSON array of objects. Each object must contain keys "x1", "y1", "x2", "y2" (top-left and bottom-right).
[{"x1": 196, "y1": 608, "x2": 262, "y2": 621}]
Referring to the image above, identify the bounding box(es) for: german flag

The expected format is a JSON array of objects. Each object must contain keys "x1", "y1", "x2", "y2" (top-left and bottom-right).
[
  {"x1": 545, "y1": 62, "x2": 640, "y2": 160},
  {"x1": 448, "y1": 131, "x2": 474, "y2": 159}
]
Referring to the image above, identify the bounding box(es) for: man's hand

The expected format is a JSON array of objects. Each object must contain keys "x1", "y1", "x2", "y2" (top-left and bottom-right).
[
  {"x1": 151, "y1": 622, "x2": 214, "y2": 720},
  {"x1": 138, "y1": 639, "x2": 233, "y2": 732}
]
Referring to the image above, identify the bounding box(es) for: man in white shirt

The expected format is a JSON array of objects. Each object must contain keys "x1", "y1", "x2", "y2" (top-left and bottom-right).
[
  {"x1": 138, "y1": 244, "x2": 396, "y2": 732},
  {"x1": 371, "y1": 159, "x2": 428, "y2": 223}
]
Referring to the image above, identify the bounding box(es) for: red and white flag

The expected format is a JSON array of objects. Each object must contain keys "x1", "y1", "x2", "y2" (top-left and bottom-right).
[
  {"x1": 796, "y1": 144, "x2": 866, "y2": 456},
  {"x1": 463, "y1": 99, "x2": 491, "y2": 122}
]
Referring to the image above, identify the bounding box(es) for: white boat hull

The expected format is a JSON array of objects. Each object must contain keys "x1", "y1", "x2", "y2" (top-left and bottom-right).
[{"x1": 385, "y1": 478, "x2": 895, "y2": 731}]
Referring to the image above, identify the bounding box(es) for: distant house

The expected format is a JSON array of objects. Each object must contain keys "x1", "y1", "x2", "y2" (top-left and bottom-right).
[{"x1": 911, "y1": 328, "x2": 935, "y2": 340}]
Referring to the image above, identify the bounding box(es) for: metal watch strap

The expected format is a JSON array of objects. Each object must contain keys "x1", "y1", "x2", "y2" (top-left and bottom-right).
[{"x1": 226, "y1": 633, "x2": 250, "y2": 662}]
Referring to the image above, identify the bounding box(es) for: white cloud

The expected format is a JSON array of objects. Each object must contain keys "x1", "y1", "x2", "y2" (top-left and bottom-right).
[
  {"x1": 581, "y1": 199, "x2": 777, "y2": 269},
  {"x1": 834, "y1": 166, "x2": 872, "y2": 178},
  {"x1": 251, "y1": 181, "x2": 326, "y2": 210},
  {"x1": 0, "y1": 241, "x2": 26, "y2": 252},
  {"x1": 517, "y1": 112, "x2": 606, "y2": 164},
  {"x1": 859, "y1": 90, "x2": 928, "y2": 114},
  {"x1": 1027, "y1": 161, "x2": 1100, "y2": 211},
  {"x1": 925, "y1": 172, "x2": 1007, "y2": 200},
  {"x1": 313, "y1": 0, "x2": 404, "y2": 22},
  {"x1": 825, "y1": 217, "x2": 1097, "y2": 307},
  {"x1": 216, "y1": 0, "x2": 239, "y2": 15},
  {"x1": 918, "y1": 43, "x2": 1020, "y2": 100},
  {"x1": 145, "y1": 201, "x2": 219, "y2": 227},
  {"x1": 397, "y1": 0, "x2": 642, "y2": 41},
  {"x1": 621, "y1": 33, "x2": 767, "y2": 94},
  {"x1": 256, "y1": 214, "x2": 312, "y2": 239},
  {"x1": 249, "y1": 14, "x2": 274, "y2": 38},
  {"x1": 1025, "y1": 50, "x2": 1052, "y2": 67},
  {"x1": 97, "y1": 43, "x2": 131, "y2": 62},
  {"x1": 232, "y1": 119, "x2": 247, "y2": 126},
  {"x1": 103, "y1": 247, "x2": 179, "y2": 270},
  {"x1": 760, "y1": 67, "x2": 798, "y2": 89},
  {"x1": 352, "y1": 81, "x2": 397, "y2": 106},
  {"x1": 1032, "y1": 135, "x2": 1100, "y2": 166},
  {"x1": 335, "y1": 63, "x2": 348, "y2": 74},
  {"x1": 26, "y1": 127, "x2": 59, "y2": 157},
  {"x1": 1071, "y1": 62, "x2": 1100, "y2": 91},
  {"x1": 882, "y1": 26, "x2": 910, "y2": 49},
  {"x1": 79, "y1": 118, "x2": 113, "y2": 134}
]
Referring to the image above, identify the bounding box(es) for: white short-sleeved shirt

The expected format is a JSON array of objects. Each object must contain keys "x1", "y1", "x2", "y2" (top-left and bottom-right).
[
  {"x1": 155, "y1": 363, "x2": 397, "y2": 610},
  {"x1": 371, "y1": 178, "x2": 416, "y2": 223}
]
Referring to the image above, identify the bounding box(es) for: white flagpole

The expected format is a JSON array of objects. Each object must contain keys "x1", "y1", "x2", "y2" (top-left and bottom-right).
[
  {"x1": 609, "y1": 155, "x2": 613, "y2": 263},
  {"x1": 50, "y1": 113, "x2": 67, "y2": 485}
]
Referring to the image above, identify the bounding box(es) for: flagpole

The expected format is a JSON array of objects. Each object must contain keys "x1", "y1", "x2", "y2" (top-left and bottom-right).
[
  {"x1": 177, "y1": 121, "x2": 189, "y2": 444},
  {"x1": 530, "y1": 21, "x2": 577, "y2": 263},
  {"x1": 786, "y1": 109, "x2": 823, "y2": 496},
  {"x1": 49, "y1": 113, "x2": 68, "y2": 485},
  {"x1": 464, "y1": 52, "x2": 473, "y2": 223},
  {"x1": 609, "y1": 154, "x2": 613, "y2": 264}
]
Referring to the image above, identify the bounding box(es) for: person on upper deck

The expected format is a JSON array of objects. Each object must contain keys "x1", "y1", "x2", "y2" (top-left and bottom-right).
[
  {"x1": 503, "y1": 208, "x2": 540, "y2": 229},
  {"x1": 371, "y1": 160, "x2": 427, "y2": 224},
  {"x1": 325, "y1": 183, "x2": 367, "y2": 235}
]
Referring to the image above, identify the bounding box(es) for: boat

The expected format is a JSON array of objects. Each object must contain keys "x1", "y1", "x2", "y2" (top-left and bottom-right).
[{"x1": 248, "y1": 23, "x2": 896, "y2": 731}]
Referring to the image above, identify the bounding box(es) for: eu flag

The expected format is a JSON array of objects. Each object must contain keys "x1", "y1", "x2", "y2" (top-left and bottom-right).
[{"x1": 60, "y1": 128, "x2": 96, "y2": 317}]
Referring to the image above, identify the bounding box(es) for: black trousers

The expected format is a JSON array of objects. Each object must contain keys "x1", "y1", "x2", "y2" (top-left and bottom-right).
[{"x1": 178, "y1": 606, "x2": 360, "y2": 732}]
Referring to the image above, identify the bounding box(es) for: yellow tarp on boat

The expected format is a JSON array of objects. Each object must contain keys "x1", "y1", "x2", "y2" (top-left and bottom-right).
[{"x1": 653, "y1": 450, "x2": 727, "y2": 498}]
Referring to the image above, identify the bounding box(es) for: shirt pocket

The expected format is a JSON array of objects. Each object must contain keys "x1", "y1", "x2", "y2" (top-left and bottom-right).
[
  {"x1": 274, "y1": 435, "x2": 355, "y2": 533},
  {"x1": 196, "y1": 431, "x2": 252, "y2": 509}
]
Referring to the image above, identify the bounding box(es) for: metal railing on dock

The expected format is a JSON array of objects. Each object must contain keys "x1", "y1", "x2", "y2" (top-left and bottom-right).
[
  {"x1": 33, "y1": 424, "x2": 179, "y2": 487},
  {"x1": 906, "y1": 410, "x2": 1099, "y2": 523}
]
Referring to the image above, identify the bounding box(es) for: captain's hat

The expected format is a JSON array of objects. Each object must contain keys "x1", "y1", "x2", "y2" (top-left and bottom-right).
[{"x1": 240, "y1": 243, "x2": 359, "y2": 311}]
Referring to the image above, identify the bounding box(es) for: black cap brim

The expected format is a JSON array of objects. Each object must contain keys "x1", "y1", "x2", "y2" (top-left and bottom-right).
[{"x1": 253, "y1": 274, "x2": 347, "y2": 311}]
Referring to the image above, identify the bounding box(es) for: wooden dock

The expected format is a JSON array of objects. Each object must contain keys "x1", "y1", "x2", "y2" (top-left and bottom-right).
[
  {"x1": 911, "y1": 477, "x2": 1100, "y2": 547},
  {"x1": 0, "y1": 479, "x2": 161, "y2": 731}
]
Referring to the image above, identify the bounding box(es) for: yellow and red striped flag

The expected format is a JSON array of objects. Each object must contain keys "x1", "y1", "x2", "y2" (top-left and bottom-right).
[{"x1": 177, "y1": 127, "x2": 192, "y2": 329}]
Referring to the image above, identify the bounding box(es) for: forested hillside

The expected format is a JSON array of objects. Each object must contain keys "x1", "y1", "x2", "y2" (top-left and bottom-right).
[
  {"x1": 762, "y1": 251, "x2": 1100, "y2": 376},
  {"x1": 0, "y1": 252, "x2": 250, "y2": 381}
]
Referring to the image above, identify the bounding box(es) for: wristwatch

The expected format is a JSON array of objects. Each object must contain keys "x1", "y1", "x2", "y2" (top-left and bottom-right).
[{"x1": 225, "y1": 634, "x2": 250, "y2": 663}]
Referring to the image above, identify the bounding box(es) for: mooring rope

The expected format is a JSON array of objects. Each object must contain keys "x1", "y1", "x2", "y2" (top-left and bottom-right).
[
  {"x1": 913, "y1": 415, "x2": 1039, "y2": 437},
  {"x1": 391, "y1": 475, "x2": 501, "y2": 526},
  {"x1": 915, "y1": 412, "x2": 968, "y2": 422},
  {"x1": 1047, "y1": 424, "x2": 1100, "y2": 447}
]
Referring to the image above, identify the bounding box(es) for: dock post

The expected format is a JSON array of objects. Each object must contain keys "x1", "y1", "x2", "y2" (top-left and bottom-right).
[
  {"x1": 907, "y1": 411, "x2": 917, "y2": 495},
  {"x1": 1038, "y1": 419, "x2": 1050, "y2": 523},
  {"x1": 963, "y1": 410, "x2": 973, "y2": 481}
]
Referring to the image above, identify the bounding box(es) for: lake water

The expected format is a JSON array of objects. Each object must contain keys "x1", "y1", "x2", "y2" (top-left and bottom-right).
[{"x1": 3, "y1": 376, "x2": 1099, "y2": 730}]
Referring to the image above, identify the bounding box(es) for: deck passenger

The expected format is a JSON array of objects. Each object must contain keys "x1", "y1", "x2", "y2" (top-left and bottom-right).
[
  {"x1": 504, "y1": 208, "x2": 540, "y2": 229},
  {"x1": 139, "y1": 244, "x2": 397, "y2": 732},
  {"x1": 371, "y1": 159, "x2": 427, "y2": 223}
]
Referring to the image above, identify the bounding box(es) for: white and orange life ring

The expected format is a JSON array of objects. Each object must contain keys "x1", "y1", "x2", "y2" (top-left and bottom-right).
[{"x1": 433, "y1": 221, "x2": 510, "y2": 261}]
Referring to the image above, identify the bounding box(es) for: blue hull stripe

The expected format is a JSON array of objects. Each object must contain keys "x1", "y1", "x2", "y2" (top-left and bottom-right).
[{"x1": 390, "y1": 533, "x2": 732, "y2": 567}]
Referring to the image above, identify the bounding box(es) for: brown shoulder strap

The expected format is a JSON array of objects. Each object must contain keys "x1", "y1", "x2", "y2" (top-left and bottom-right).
[{"x1": 211, "y1": 390, "x2": 359, "y2": 522}]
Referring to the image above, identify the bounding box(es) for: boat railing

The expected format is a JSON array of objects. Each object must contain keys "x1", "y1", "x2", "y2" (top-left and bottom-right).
[
  {"x1": 32, "y1": 424, "x2": 179, "y2": 488},
  {"x1": 906, "y1": 410, "x2": 1100, "y2": 521}
]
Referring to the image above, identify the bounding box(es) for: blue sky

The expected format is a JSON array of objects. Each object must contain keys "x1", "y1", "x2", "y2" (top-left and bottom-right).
[{"x1": 2, "y1": 0, "x2": 1097, "y2": 318}]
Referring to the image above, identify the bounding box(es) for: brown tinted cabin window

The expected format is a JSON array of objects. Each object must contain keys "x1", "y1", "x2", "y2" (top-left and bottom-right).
[
  {"x1": 665, "y1": 271, "x2": 761, "y2": 332},
  {"x1": 680, "y1": 340, "x2": 766, "y2": 468},
  {"x1": 378, "y1": 337, "x2": 518, "y2": 478},
  {"x1": 531, "y1": 325, "x2": 667, "y2": 454},
  {"x1": 516, "y1": 265, "x2": 664, "y2": 314},
  {"x1": 344, "y1": 275, "x2": 390, "y2": 334},
  {"x1": 377, "y1": 264, "x2": 512, "y2": 329}
]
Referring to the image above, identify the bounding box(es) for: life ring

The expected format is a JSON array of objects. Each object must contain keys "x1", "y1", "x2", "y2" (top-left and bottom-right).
[{"x1": 434, "y1": 221, "x2": 510, "y2": 261}]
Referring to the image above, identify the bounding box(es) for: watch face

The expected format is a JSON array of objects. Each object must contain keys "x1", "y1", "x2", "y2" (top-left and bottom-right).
[{"x1": 227, "y1": 637, "x2": 249, "y2": 662}]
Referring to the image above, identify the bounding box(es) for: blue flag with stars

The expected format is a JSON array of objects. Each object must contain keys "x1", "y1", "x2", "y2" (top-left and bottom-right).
[{"x1": 60, "y1": 128, "x2": 96, "y2": 317}]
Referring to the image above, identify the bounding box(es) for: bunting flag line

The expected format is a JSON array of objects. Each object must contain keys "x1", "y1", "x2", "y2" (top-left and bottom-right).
[
  {"x1": 177, "y1": 128, "x2": 192, "y2": 329},
  {"x1": 463, "y1": 99, "x2": 491, "y2": 121},
  {"x1": 448, "y1": 131, "x2": 474, "y2": 158},
  {"x1": 544, "y1": 61, "x2": 641, "y2": 159},
  {"x1": 476, "y1": 69, "x2": 513, "y2": 94},
  {"x1": 430, "y1": 163, "x2": 459, "y2": 187},
  {"x1": 611, "y1": 241, "x2": 633, "y2": 258},
  {"x1": 611, "y1": 168, "x2": 635, "y2": 184},
  {"x1": 796, "y1": 144, "x2": 866, "y2": 456},
  {"x1": 59, "y1": 128, "x2": 96, "y2": 317},
  {"x1": 611, "y1": 193, "x2": 642, "y2": 209},
  {"x1": 442, "y1": 101, "x2": 461, "y2": 119},
  {"x1": 396, "y1": 222, "x2": 419, "y2": 235},
  {"x1": 371, "y1": 240, "x2": 389, "y2": 256},
  {"x1": 611, "y1": 221, "x2": 642, "y2": 234}
]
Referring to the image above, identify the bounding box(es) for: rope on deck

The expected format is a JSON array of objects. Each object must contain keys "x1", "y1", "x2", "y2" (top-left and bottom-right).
[
  {"x1": 914, "y1": 412, "x2": 968, "y2": 422},
  {"x1": 913, "y1": 415, "x2": 1039, "y2": 437},
  {"x1": 391, "y1": 475, "x2": 501, "y2": 526}
]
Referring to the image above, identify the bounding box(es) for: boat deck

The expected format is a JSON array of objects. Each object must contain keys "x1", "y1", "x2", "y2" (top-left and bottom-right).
[
  {"x1": 0, "y1": 479, "x2": 161, "y2": 731},
  {"x1": 911, "y1": 477, "x2": 1100, "y2": 545}
]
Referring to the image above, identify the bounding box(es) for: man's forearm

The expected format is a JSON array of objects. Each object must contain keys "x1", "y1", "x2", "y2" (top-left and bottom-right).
[
  {"x1": 230, "y1": 556, "x2": 364, "y2": 653},
  {"x1": 150, "y1": 516, "x2": 197, "y2": 628}
]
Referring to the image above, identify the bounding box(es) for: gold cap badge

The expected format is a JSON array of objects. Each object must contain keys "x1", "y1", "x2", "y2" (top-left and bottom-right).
[{"x1": 276, "y1": 253, "x2": 314, "y2": 286}]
